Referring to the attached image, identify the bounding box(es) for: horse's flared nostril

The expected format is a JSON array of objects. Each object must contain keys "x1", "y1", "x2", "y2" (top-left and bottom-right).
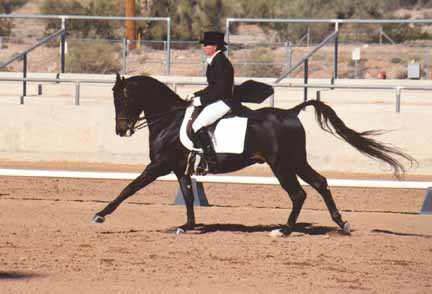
[{"x1": 116, "y1": 127, "x2": 126, "y2": 137}]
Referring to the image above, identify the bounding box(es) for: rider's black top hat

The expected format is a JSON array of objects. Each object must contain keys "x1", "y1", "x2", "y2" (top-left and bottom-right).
[{"x1": 199, "y1": 31, "x2": 227, "y2": 46}]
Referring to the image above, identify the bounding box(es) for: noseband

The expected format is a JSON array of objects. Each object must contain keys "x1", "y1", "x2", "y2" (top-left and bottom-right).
[{"x1": 116, "y1": 114, "x2": 146, "y2": 131}]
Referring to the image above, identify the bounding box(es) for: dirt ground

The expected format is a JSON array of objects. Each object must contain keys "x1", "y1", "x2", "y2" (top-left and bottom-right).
[{"x1": 0, "y1": 164, "x2": 431, "y2": 294}]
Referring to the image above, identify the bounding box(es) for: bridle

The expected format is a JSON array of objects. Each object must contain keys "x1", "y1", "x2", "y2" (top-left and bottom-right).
[
  {"x1": 114, "y1": 86, "x2": 148, "y2": 132},
  {"x1": 115, "y1": 83, "x2": 190, "y2": 133},
  {"x1": 117, "y1": 107, "x2": 190, "y2": 132},
  {"x1": 116, "y1": 114, "x2": 146, "y2": 130}
]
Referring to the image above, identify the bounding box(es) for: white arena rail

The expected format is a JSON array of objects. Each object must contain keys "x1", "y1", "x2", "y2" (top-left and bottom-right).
[{"x1": 0, "y1": 168, "x2": 431, "y2": 189}]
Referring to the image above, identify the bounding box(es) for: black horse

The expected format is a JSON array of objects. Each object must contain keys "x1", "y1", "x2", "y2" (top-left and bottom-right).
[{"x1": 91, "y1": 73, "x2": 414, "y2": 236}]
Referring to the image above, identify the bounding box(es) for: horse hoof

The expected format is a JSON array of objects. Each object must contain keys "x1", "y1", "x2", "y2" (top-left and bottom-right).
[
  {"x1": 342, "y1": 222, "x2": 351, "y2": 235},
  {"x1": 175, "y1": 228, "x2": 185, "y2": 235},
  {"x1": 269, "y1": 229, "x2": 285, "y2": 238},
  {"x1": 91, "y1": 215, "x2": 105, "y2": 224}
]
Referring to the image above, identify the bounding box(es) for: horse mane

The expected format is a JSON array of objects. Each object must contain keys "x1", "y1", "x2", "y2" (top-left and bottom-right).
[{"x1": 124, "y1": 75, "x2": 188, "y2": 109}]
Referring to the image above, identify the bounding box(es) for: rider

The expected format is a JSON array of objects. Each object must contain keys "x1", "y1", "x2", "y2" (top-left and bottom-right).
[{"x1": 185, "y1": 31, "x2": 239, "y2": 172}]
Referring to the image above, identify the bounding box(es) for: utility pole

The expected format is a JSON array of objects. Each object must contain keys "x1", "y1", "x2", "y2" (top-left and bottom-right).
[{"x1": 125, "y1": 0, "x2": 136, "y2": 49}]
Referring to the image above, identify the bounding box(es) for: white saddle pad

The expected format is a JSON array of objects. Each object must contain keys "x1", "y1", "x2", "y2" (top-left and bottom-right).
[{"x1": 180, "y1": 106, "x2": 248, "y2": 154}]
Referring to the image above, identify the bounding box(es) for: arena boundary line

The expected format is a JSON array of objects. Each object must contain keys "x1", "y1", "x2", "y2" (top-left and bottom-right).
[{"x1": 0, "y1": 168, "x2": 430, "y2": 190}]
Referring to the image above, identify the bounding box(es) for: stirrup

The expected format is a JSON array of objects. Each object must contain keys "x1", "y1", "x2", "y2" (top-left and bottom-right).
[{"x1": 196, "y1": 159, "x2": 208, "y2": 176}]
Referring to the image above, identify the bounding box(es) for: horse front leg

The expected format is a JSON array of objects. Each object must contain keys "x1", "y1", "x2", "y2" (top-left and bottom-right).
[
  {"x1": 176, "y1": 173, "x2": 196, "y2": 231},
  {"x1": 91, "y1": 162, "x2": 170, "y2": 224}
]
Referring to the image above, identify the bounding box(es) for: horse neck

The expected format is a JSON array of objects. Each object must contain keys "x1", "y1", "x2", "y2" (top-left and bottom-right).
[
  {"x1": 140, "y1": 97, "x2": 185, "y2": 119},
  {"x1": 136, "y1": 92, "x2": 187, "y2": 136},
  {"x1": 137, "y1": 79, "x2": 187, "y2": 117},
  {"x1": 146, "y1": 106, "x2": 185, "y2": 140},
  {"x1": 127, "y1": 75, "x2": 187, "y2": 133}
]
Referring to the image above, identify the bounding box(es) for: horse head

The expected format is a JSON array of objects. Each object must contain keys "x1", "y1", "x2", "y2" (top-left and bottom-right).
[
  {"x1": 112, "y1": 72, "x2": 142, "y2": 137},
  {"x1": 112, "y1": 73, "x2": 189, "y2": 137}
]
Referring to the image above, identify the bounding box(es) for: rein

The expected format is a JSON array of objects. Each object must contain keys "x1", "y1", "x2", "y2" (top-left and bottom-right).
[{"x1": 130, "y1": 105, "x2": 189, "y2": 131}]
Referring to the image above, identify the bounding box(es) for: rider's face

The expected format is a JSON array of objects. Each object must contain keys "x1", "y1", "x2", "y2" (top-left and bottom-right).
[{"x1": 202, "y1": 44, "x2": 217, "y2": 57}]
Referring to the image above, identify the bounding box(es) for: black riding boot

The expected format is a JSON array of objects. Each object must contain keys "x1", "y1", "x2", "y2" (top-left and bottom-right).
[{"x1": 195, "y1": 128, "x2": 218, "y2": 173}]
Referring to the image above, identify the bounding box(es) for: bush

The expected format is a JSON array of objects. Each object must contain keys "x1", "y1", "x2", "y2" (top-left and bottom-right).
[
  {"x1": 142, "y1": 0, "x2": 229, "y2": 40},
  {"x1": 236, "y1": 0, "x2": 431, "y2": 43},
  {"x1": 0, "y1": 0, "x2": 29, "y2": 36},
  {"x1": 66, "y1": 40, "x2": 121, "y2": 74},
  {"x1": 235, "y1": 48, "x2": 282, "y2": 77},
  {"x1": 391, "y1": 57, "x2": 403, "y2": 64},
  {"x1": 0, "y1": 0, "x2": 28, "y2": 13},
  {"x1": 0, "y1": 19, "x2": 13, "y2": 36},
  {"x1": 239, "y1": 0, "x2": 388, "y2": 42},
  {"x1": 40, "y1": 0, "x2": 124, "y2": 39}
]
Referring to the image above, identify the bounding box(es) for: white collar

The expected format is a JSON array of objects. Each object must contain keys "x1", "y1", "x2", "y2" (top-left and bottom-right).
[{"x1": 206, "y1": 50, "x2": 221, "y2": 65}]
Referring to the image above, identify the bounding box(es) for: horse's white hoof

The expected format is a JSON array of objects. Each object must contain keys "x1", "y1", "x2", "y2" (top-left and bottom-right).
[
  {"x1": 91, "y1": 215, "x2": 105, "y2": 224},
  {"x1": 269, "y1": 229, "x2": 284, "y2": 238},
  {"x1": 175, "y1": 228, "x2": 185, "y2": 235},
  {"x1": 343, "y1": 222, "x2": 351, "y2": 235}
]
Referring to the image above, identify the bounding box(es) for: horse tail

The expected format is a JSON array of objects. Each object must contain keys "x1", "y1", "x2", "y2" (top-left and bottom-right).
[{"x1": 292, "y1": 100, "x2": 416, "y2": 178}]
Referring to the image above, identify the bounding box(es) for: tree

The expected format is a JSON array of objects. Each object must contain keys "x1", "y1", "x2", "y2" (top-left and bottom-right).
[
  {"x1": 40, "y1": 0, "x2": 124, "y2": 39},
  {"x1": 0, "y1": 0, "x2": 28, "y2": 13},
  {"x1": 141, "y1": 0, "x2": 229, "y2": 40},
  {"x1": 0, "y1": 0, "x2": 29, "y2": 36},
  {"x1": 236, "y1": 0, "x2": 390, "y2": 42}
]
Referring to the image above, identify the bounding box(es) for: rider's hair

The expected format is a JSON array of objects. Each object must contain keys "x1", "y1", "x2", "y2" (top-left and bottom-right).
[{"x1": 217, "y1": 44, "x2": 227, "y2": 52}]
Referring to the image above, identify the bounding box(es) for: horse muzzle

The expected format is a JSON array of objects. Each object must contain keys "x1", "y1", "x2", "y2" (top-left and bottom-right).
[
  {"x1": 115, "y1": 116, "x2": 136, "y2": 137},
  {"x1": 116, "y1": 122, "x2": 135, "y2": 137},
  {"x1": 116, "y1": 127, "x2": 135, "y2": 137}
]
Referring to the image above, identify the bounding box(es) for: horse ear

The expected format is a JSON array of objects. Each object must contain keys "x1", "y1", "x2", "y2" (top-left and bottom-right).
[
  {"x1": 115, "y1": 72, "x2": 121, "y2": 84},
  {"x1": 113, "y1": 72, "x2": 125, "y2": 92}
]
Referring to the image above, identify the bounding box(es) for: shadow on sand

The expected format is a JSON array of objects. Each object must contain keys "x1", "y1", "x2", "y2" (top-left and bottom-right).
[
  {"x1": 162, "y1": 222, "x2": 349, "y2": 236},
  {"x1": 0, "y1": 271, "x2": 44, "y2": 280},
  {"x1": 370, "y1": 229, "x2": 431, "y2": 239}
]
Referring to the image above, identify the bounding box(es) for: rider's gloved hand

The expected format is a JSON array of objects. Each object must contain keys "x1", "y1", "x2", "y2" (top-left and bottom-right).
[
  {"x1": 192, "y1": 97, "x2": 202, "y2": 107},
  {"x1": 184, "y1": 93, "x2": 195, "y2": 102}
]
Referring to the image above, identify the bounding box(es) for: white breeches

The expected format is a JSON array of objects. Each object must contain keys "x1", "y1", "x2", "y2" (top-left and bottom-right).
[{"x1": 192, "y1": 100, "x2": 231, "y2": 132}]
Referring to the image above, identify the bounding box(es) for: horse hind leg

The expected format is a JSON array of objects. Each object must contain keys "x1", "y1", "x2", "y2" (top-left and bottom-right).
[
  {"x1": 270, "y1": 165, "x2": 307, "y2": 236},
  {"x1": 296, "y1": 162, "x2": 350, "y2": 234}
]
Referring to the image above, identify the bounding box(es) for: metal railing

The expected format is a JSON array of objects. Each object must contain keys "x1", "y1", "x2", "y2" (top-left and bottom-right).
[
  {"x1": 0, "y1": 29, "x2": 66, "y2": 97},
  {"x1": 226, "y1": 18, "x2": 432, "y2": 43},
  {"x1": 274, "y1": 31, "x2": 339, "y2": 83},
  {"x1": 0, "y1": 14, "x2": 171, "y2": 74},
  {"x1": 1, "y1": 76, "x2": 431, "y2": 113},
  {"x1": 0, "y1": 15, "x2": 431, "y2": 108},
  {"x1": 225, "y1": 18, "x2": 432, "y2": 82},
  {"x1": 1, "y1": 15, "x2": 432, "y2": 77},
  {"x1": 169, "y1": 80, "x2": 432, "y2": 113},
  {"x1": 0, "y1": 76, "x2": 112, "y2": 105},
  {"x1": 273, "y1": 30, "x2": 339, "y2": 100}
]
